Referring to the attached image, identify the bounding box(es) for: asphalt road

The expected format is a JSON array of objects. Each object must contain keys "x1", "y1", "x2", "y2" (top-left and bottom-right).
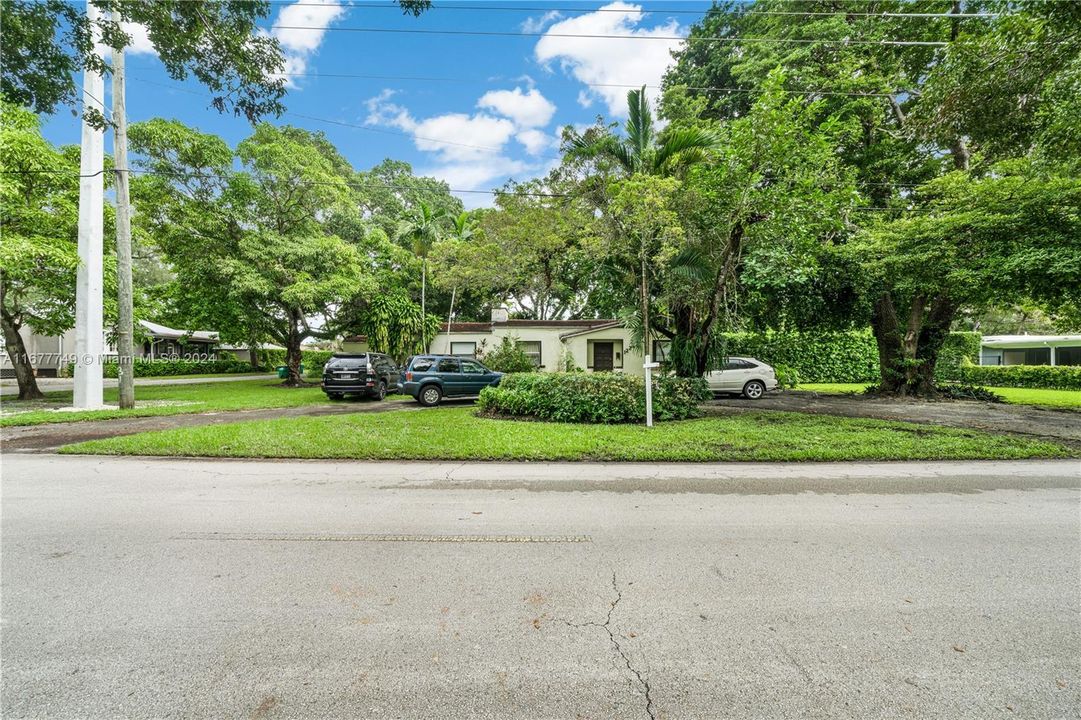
[{"x1": 2, "y1": 456, "x2": 1079, "y2": 719}]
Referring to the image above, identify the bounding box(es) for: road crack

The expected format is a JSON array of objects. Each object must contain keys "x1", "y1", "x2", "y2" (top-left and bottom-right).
[{"x1": 562, "y1": 573, "x2": 655, "y2": 720}]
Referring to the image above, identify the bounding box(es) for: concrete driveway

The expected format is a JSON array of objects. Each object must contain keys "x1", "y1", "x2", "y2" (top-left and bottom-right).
[{"x1": 2, "y1": 456, "x2": 1078, "y2": 719}]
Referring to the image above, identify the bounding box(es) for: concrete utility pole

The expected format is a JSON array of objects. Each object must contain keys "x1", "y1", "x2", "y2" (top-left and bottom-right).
[
  {"x1": 73, "y1": 0, "x2": 105, "y2": 409},
  {"x1": 112, "y1": 7, "x2": 135, "y2": 409}
]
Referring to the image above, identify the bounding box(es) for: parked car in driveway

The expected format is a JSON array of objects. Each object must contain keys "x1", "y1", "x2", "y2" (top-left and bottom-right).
[
  {"x1": 321, "y1": 352, "x2": 401, "y2": 400},
  {"x1": 705, "y1": 357, "x2": 778, "y2": 399},
  {"x1": 401, "y1": 355, "x2": 503, "y2": 406}
]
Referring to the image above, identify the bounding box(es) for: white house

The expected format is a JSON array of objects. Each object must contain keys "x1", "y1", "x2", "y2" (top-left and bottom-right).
[
  {"x1": 979, "y1": 334, "x2": 1081, "y2": 366},
  {"x1": 427, "y1": 308, "x2": 651, "y2": 374}
]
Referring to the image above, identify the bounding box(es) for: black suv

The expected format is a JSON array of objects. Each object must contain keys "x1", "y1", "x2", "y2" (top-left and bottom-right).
[
  {"x1": 321, "y1": 353, "x2": 401, "y2": 400},
  {"x1": 401, "y1": 355, "x2": 503, "y2": 406}
]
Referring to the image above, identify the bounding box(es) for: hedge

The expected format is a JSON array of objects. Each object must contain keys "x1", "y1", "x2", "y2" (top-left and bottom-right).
[
  {"x1": 720, "y1": 330, "x2": 879, "y2": 383},
  {"x1": 720, "y1": 330, "x2": 982, "y2": 384},
  {"x1": 69, "y1": 358, "x2": 257, "y2": 378},
  {"x1": 955, "y1": 363, "x2": 1081, "y2": 391},
  {"x1": 477, "y1": 372, "x2": 711, "y2": 424}
]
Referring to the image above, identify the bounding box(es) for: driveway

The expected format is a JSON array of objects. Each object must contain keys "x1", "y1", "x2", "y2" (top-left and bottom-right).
[
  {"x1": 2, "y1": 456, "x2": 1078, "y2": 719},
  {"x1": 0, "y1": 373, "x2": 275, "y2": 397},
  {"x1": 0, "y1": 398, "x2": 421, "y2": 453},
  {"x1": 712, "y1": 391, "x2": 1081, "y2": 447}
]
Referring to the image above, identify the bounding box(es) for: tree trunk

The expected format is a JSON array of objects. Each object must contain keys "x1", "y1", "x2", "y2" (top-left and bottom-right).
[
  {"x1": 871, "y1": 292, "x2": 906, "y2": 394},
  {"x1": 913, "y1": 294, "x2": 958, "y2": 394},
  {"x1": 0, "y1": 308, "x2": 44, "y2": 400},
  {"x1": 420, "y1": 259, "x2": 428, "y2": 352},
  {"x1": 248, "y1": 341, "x2": 261, "y2": 370},
  {"x1": 283, "y1": 312, "x2": 303, "y2": 386},
  {"x1": 111, "y1": 15, "x2": 136, "y2": 410}
]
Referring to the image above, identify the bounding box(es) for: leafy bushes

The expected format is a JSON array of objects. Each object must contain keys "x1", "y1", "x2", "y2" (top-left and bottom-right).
[
  {"x1": 721, "y1": 330, "x2": 879, "y2": 383},
  {"x1": 82, "y1": 359, "x2": 256, "y2": 378},
  {"x1": 477, "y1": 372, "x2": 710, "y2": 423},
  {"x1": 480, "y1": 336, "x2": 536, "y2": 374},
  {"x1": 721, "y1": 330, "x2": 982, "y2": 384},
  {"x1": 956, "y1": 363, "x2": 1081, "y2": 390}
]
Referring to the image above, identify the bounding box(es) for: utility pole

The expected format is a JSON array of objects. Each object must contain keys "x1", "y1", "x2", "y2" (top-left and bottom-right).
[
  {"x1": 112, "y1": 7, "x2": 135, "y2": 409},
  {"x1": 73, "y1": 0, "x2": 105, "y2": 409}
]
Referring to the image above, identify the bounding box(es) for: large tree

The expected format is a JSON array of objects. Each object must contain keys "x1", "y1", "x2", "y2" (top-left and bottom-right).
[
  {"x1": 665, "y1": 0, "x2": 1081, "y2": 391},
  {"x1": 129, "y1": 120, "x2": 368, "y2": 385},
  {"x1": 0, "y1": 105, "x2": 115, "y2": 399},
  {"x1": 431, "y1": 177, "x2": 599, "y2": 321}
]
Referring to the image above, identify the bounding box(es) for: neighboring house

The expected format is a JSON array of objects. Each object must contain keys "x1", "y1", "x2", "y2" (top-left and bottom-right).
[
  {"x1": 217, "y1": 342, "x2": 285, "y2": 365},
  {"x1": 340, "y1": 334, "x2": 370, "y2": 353},
  {"x1": 429, "y1": 308, "x2": 651, "y2": 374},
  {"x1": 979, "y1": 334, "x2": 1081, "y2": 366},
  {"x1": 137, "y1": 321, "x2": 219, "y2": 360},
  {"x1": 1, "y1": 320, "x2": 223, "y2": 378}
]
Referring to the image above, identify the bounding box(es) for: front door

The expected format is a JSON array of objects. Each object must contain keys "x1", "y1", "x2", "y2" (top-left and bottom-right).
[{"x1": 593, "y1": 342, "x2": 614, "y2": 372}]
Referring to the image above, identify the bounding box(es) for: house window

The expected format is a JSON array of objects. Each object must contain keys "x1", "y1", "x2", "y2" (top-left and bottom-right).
[
  {"x1": 652, "y1": 340, "x2": 671, "y2": 362},
  {"x1": 1057, "y1": 347, "x2": 1081, "y2": 366},
  {"x1": 1004, "y1": 348, "x2": 1050, "y2": 366},
  {"x1": 450, "y1": 341, "x2": 476, "y2": 356},
  {"x1": 517, "y1": 340, "x2": 542, "y2": 367}
]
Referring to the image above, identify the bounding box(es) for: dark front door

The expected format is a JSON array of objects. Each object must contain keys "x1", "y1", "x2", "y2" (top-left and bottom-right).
[{"x1": 593, "y1": 342, "x2": 614, "y2": 372}]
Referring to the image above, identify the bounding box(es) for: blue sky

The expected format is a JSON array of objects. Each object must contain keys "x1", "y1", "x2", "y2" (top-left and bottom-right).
[{"x1": 44, "y1": 1, "x2": 711, "y2": 207}]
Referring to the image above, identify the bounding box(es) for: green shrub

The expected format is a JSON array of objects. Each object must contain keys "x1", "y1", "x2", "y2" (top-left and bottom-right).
[
  {"x1": 68, "y1": 358, "x2": 256, "y2": 378},
  {"x1": 935, "y1": 332, "x2": 982, "y2": 381},
  {"x1": 722, "y1": 330, "x2": 981, "y2": 384},
  {"x1": 956, "y1": 363, "x2": 1081, "y2": 390},
  {"x1": 477, "y1": 372, "x2": 710, "y2": 423},
  {"x1": 480, "y1": 336, "x2": 536, "y2": 374},
  {"x1": 256, "y1": 348, "x2": 333, "y2": 375},
  {"x1": 721, "y1": 330, "x2": 879, "y2": 383},
  {"x1": 773, "y1": 363, "x2": 801, "y2": 389}
]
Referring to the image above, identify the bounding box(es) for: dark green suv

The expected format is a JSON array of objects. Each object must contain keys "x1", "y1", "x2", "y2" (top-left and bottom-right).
[{"x1": 401, "y1": 355, "x2": 503, "y2": 406}]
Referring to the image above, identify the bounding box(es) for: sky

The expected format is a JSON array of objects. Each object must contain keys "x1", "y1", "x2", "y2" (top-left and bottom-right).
[{"x1": 43, "y1": 0, "x2": 712, "y2": 208}]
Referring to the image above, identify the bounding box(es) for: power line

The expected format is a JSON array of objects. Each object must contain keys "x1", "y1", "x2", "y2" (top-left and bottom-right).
[
  {"x1": 262, "y1": 1, "x2": 998, "y2": 19},
  {"x1": 128, "y1": 77, "x2": 562, "y2": 161},
  {"x1": 278, "y1": 70, "x2": 904, "y2": 97},
  {"x1": 268, "y1": 23, "x2": 953, "y2": 46}
]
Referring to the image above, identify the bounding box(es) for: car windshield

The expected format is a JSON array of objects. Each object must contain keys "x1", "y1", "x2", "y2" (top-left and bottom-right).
[{"x1": 326, "y1": 356, "x2": 367, "y2": 370}]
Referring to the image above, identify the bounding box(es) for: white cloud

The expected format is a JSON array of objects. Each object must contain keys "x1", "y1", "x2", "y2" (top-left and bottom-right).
[
  {"x1": 121, "y1": 23, "x2": 156, "y2": 55},
  {"x1": 365, "y1": 89, "x2": 554, "y2": 206},
  {"x1": 534, "y1": 1, "x2": 684, "y2": 117},
  {"x1": 516, "y1": 128, "x2": 557, "y2": 156},
  {"x1": 576, "y1": 90, "x2": 594, "y2": 109},
  {"x1": 477, "y1": 86, "x2": 557, "y2": 128},
  {"x1": 521, "y1": 10, "x2": 563, "y2": 34},
  {"x1": 271, "y1": 0, "x2": 347, "y2": 86}
]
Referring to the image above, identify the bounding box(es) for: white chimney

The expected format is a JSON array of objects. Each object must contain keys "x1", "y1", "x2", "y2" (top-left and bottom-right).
[{"x1": 491, "y1": 307, "x2": 509, "y2": 323}]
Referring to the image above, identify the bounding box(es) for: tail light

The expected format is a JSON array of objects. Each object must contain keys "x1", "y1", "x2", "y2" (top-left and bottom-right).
[{"x1": 406, "y1": 371, "x2": 413, "y2": 381}]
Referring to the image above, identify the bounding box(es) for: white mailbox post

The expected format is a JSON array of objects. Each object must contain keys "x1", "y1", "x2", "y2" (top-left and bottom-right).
[{"x1": 643, "y1": 355, "x2": 661, "y2": 428}]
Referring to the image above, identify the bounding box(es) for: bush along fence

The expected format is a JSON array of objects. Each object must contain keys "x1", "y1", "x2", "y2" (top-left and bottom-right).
[
  {"x1": 954, "y1": 363, "x2": 1081, "y2": 391},
  {"x1": 720, "y1": 330, "x2": 982, "y2": 384},
  {"x1": 67, "y1": 358, "x2": 256, "y2": 378},
  {"x1": 477, "y1": 372, "x2": 711, "y2": 424}
]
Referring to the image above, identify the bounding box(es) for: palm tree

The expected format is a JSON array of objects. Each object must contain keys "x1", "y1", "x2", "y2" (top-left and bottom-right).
[
  {"x1": 570, "y1": 87, "x2": 720, "y2": 359},
  {"x1": 397, "y1": 201, "x2": 447, "y2": 349},
  {"x1": 448, "y1": 211, "x2": 478, "y2": 242},
  {"x1": 570, "y1": 86, "x2": 720, "y2": 178}
]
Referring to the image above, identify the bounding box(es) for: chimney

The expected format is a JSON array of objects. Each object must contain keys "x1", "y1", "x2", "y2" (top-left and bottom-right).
[{"x1": 490, "y1": 307, "x2": 509, "y2": 323}]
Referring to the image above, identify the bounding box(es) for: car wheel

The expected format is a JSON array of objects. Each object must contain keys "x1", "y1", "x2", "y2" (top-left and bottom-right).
[
  {"x1": 375, "y1": 381, "x2": 387, "y2": 401},
  {"x1": 327, "y1": 392, "x2": 344, "y2": 400},
  {"x1": 742, "y1": 380, "x2": 766, "y2": 399},
  {"x1": 418, "y1": 385, "x2": 442, "y2": 407}
]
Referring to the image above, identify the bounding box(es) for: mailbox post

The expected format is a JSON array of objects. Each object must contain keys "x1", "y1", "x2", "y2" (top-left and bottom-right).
[{"x1": 643, "y1": 355, "x2": 661, "y2": 427}]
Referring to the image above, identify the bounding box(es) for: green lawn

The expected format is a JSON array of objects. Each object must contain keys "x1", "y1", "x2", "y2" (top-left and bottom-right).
[
  {"x1": 61, "y1": 406, "x2": 1072, "y2": 462},
  {"x1": 0, "y1": 378, "x2": 342, "y2": 427},
  {"x1": 798, "y1": 383, "x2": 1081, "y2": 409}
]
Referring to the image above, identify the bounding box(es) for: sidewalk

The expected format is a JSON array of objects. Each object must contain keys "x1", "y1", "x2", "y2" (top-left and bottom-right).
[{"x1": 0, "y1": 373, "x2": 274, "y2": 397}]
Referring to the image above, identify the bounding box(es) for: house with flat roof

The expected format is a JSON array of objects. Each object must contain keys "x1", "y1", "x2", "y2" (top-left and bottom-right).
[{"x1": 979, "y1": 334, "x2": 1081, "y2": 366}]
